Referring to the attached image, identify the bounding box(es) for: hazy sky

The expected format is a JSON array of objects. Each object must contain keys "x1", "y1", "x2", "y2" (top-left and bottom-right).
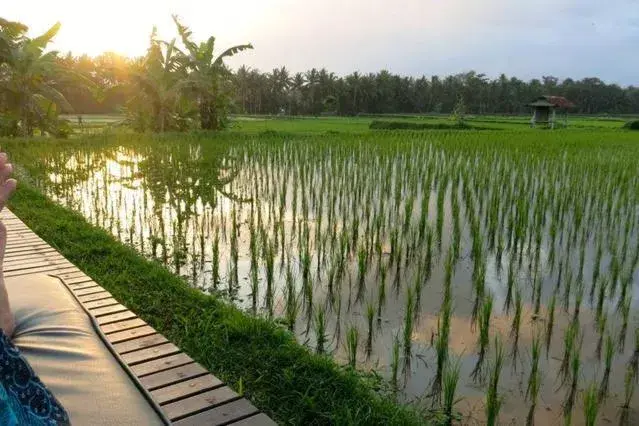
[{"x1": 4, "y1": 0, "x2": 638, "y2": 85}]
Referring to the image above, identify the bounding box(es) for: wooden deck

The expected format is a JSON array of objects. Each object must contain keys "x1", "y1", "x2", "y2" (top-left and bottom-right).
[{"x1": 1, "y1": 208, "x2": 276, "y2": 426}]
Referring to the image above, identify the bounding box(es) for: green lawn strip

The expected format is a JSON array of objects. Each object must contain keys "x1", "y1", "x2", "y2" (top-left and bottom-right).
[{"x1": 8, "y1": 183, "x2": 426, "y2": 426}]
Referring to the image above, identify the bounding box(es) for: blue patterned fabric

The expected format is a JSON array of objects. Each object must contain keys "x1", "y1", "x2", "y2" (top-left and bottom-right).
[{"x1": 0, "y1": 330, "x2": 69, "y2": 425}]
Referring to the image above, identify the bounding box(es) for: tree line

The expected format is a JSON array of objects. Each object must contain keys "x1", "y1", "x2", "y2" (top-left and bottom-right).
[
  {"x1": 57, "y1": 61, "x2": 639, "y2": 118},
  {"x1": 2, "y1": 16, "x2": 639, "y2": 137},
  {"x1": 1, "y1": 16, "x2": 252, "y2": 136}
]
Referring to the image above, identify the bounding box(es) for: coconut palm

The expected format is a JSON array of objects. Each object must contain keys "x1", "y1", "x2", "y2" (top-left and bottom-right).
[{"x1": 172, "y1": 15, "x2": 252, "y2": 130}]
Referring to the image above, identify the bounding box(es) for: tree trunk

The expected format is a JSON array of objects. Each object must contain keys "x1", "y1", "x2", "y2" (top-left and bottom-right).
[{"x1": 200, "y1": 95, "x2": 219, "y2": 130}]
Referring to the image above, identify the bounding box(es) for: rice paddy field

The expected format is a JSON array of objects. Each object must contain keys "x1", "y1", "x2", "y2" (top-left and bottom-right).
[{"x1": 4, "y1": 120, "x2": 639, "y2": 425}]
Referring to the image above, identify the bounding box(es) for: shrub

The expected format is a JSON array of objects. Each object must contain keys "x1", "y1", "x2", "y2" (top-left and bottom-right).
[{"x1": 622, "y1": 120, "x2": 639, "y2": 130}]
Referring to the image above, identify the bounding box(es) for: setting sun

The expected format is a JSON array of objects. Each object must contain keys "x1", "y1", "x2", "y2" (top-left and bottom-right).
[{"x1": 3, "y1": 0, "x2": 265, "y2": 58}]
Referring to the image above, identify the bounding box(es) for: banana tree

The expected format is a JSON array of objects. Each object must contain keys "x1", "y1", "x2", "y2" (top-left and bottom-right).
[
  {"x1": 0, "y1": 19, "x2": 84, "y2": 136},
  {"x1": 126, "y1": 28, "x2": 190, "y2": 132},
  {"x1": 172, "y1": 15, "x2": 252, "y2": 130}
]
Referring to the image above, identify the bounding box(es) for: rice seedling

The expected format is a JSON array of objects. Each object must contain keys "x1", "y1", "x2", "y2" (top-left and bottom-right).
[
  {"x1": 314, "y1": 304, "x2": 327, "y2": 354},
  {"x1": 284, "y1": 267, "x2": 299, "y2": 333},
  {"x1": 504, "y1": 255, "x2": 516, "y2": 314},
  {"x1": 563, "y1": 340, "x2": 581, "y2": 426},
  {"x1": 390, "y1": 334, "x2": 400, "y2": 395},
  {"x1": 430, "y1": 282, "x2": 453, "y2": 401},
  {"x1": 365, "y1": 302, "x2": 375, "y2": 359},
  {"x1": 472, "y1": 292, "x2": 493, "y2": 383},
  {"x1": 559, "y1": 321, "x2": 578, "y2": 387},
  {"x1": 545, "y1": 293, "x2": 556, "y2": 358},
  {"x1": 356, "y1": 247, "x2": 367, "y2": 303},
  {"x1": 264, "y1": 242, "x2": 275, "y2": 318},
  {"x1": 510, "y1": 287, "x2": 522, "y2": 368},
  {"x1": 596, "y1": 311, "x2": 607, "y2": 361},
  {"x1": 618, "y1": 293, "x2": 631, "y2": 352},
  {"x1": 376, "y1": 263, "x2": 387, "y2": 326},
  {"x1": 526, "y1": 332, "x2": 542, "y2": 401},
  {"x1": 402, "y1": 286, "x2": 415, "y2": 372},
  {"x1": 441, "y1": 356, "x2": 462, "y2": 426},
  {"x1": 619, "y1": 365, "x2": 636, "y2": 426},
  {"x1": 582, "y1": 383, "x2": 600, "y2": 426},
  {"x1": 346, "y1": 326, "x2": 359, "y2": 368},
  {"x1": 485, "y1": 336, "x2": 505, "y2": 426},
  {"x1": 570, "y1": 280, "x2": 584, "y2": 328},
  {"x1": 598, "y1": 333, "x2": 614, "y2": 402},
  {"x1": 589, "y1": 242, "x2": 602, "y2": 305},
  {"x1": 629, "y1": 327, "x2": 639, "y2": 383}
]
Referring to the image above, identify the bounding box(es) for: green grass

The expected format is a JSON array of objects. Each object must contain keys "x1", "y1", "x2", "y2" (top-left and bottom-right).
[{"x1": 7, "y1": 183, "x2": 425, "y2": 425}]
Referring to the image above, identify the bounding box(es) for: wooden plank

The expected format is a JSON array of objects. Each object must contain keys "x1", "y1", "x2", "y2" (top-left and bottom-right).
[
  {"x1": 4, "y1": 252, "x2": 63, "y2": 264},
  {"x1": 74, "y1": 286, "x2": 105, "y2": 296},
  {"x1": 64, "y1": 277, "x2": 94, "y2": 285},
  {"x1": 151, "y1": 375, "x2": 223, "y2": 405},
  {"x1": 121, "y1": 342, "x2": 180, "y2": 365},
  {"x1": 227, "y1": 413, "x2": 278, "y2": 426},
  {"x1": 89, "y1": 303, "x2": 128, "y2": 317},
  {"x1": 5, "y1": 264, "x2": 76, "y2": 277},
  {"x1": 3, "y1": 247, "x2": 56, "y2": 258},
  {"x1": 97, "y1": 310, "x2": 137, "y2": 326},
  {"x1": 171, "y1": 399, "x2": 259, "y2": 425},
  {"x1": 161, "y1": 386, "x2": 239, "y2": 421},
  {"x1": 77, "y1": 291, "x2": 112, "y2": 303},
  {"x1": 107, "y1": 325, "x2": 157, "y2": 344},
  {"x1": 4, "y1": 258, "x2": 67, "y2": 272},
  {"x1": 55, "y1": 271, "x2": 90, "y2": 281},
  {"x1": 70, "y1": 281, "x2": 100, "y2": 290},
  {"x1": 139, "y1": 363, "x2": 208, "y2": 391},
  {"x1": 101, "y1": 318, "x2": 147, "y2": 334},
  {"x1": 131, "y1": 353, "x2": 195, "y2": 377},
  {"x1": 4, "y1": 246, "x2": 54, "y2": 256},
  {"x1": 83, "y1": 297, "x2": 119, "y2": 309},
  {"x1": 113, "y1": 333, "x2": 168, "y2": 354}
]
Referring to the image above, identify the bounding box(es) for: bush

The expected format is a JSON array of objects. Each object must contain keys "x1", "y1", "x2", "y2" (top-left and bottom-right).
[
  {"x1": 369, "y1": 120, "x2": 486, "y2": 130},
  {"x1": 623, "y1": 120, "x2": 639, "y2": 130}
]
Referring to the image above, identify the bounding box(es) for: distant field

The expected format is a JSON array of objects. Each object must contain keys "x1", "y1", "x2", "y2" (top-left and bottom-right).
[{"x1": 58, "y1": 113, "x2": 634, "y2": 135}]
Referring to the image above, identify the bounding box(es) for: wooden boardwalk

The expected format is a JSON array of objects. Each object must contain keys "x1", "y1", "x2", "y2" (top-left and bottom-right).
[{"x1": 2, "y1": 208, "x2": 276, "y2": 426}]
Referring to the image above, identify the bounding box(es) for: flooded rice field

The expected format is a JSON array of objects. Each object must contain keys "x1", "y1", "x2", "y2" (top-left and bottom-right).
[{"x1": 9, "y1": 132, "x2": 639, "y2": 424}]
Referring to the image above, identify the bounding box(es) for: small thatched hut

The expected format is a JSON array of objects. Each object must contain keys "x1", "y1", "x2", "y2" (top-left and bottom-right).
[{"x1": 527, "y1": 96, "x2": 575, "y2": 128}]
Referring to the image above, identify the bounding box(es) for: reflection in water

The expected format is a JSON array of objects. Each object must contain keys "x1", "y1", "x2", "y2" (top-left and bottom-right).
[{"x1": 14, "y1": 137, "x2": 639, "y2": 423}]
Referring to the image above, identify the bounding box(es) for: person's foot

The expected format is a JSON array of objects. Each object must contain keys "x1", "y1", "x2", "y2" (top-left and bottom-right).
[{"x1": 0, "y1": 152, "x2": 17, "y2": 336}]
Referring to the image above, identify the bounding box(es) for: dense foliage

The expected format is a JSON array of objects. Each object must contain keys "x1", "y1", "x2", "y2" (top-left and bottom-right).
[{"x1": 0, "y1": 16, "x2": 252, "y2": 135}]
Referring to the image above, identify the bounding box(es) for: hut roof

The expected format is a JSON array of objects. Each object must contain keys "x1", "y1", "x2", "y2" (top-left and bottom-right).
[{"x1": 527, "y1": 95, "x2": 575, "y2": 109}]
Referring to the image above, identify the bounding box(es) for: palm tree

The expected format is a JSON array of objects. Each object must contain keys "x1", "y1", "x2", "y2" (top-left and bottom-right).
[
  {"x1": 172, "y1": 15, "x2": 252, "y2": 130},
  {"x1": 0, "y1": 19, "x2": 82, "y2": 136}
]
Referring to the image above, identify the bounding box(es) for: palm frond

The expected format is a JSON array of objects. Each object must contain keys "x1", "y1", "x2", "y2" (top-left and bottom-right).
[{"x1": 213, "y1": 44, "x2": 254, "y2": 67}]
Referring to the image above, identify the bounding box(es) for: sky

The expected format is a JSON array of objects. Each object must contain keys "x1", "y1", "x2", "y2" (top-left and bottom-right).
[{"x1": 4, "y1": 0, "x2": 638, "y2": 85}]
